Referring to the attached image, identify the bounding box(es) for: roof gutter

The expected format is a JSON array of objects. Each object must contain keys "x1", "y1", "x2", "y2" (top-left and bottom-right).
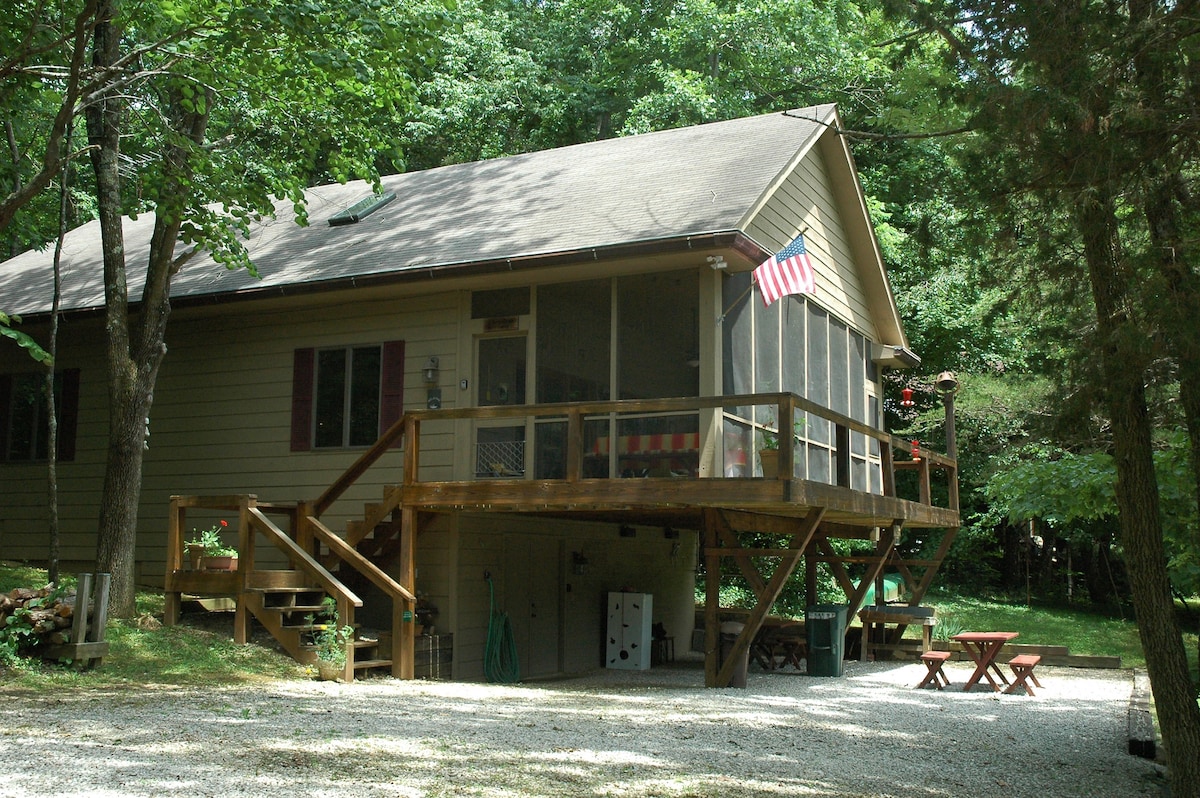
[{"x1": 27, "y1": 231, "x2": 767, "y2": 322}]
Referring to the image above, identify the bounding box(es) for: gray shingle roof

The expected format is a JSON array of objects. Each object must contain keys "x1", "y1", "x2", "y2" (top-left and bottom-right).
[{"x1": 0, "y1": 106, "x2": 833, "y2": 316}]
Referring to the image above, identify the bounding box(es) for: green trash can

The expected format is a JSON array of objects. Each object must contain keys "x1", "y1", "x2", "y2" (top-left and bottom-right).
[{"x1": 806, "y1": 604, "x2": 848, "y2": 677}]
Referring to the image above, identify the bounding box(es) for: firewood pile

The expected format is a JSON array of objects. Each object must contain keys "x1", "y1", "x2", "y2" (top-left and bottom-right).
[
  {"x1": 1, "y1": 584, "x2": 83, "y2": 651},
  {"x1": 0, "y1": 573, "x2": 110, "y2": 666}
]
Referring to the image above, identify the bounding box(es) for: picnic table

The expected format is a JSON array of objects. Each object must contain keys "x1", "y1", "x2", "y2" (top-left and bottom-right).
[{"x1": 951, "y1": 631, "x2": 1018, "y2": 692}]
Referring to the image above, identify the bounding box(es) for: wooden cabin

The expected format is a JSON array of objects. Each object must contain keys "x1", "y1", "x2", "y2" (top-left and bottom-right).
[{"x1": 0, "y1": 105, "x2": 958, "y2": 685}]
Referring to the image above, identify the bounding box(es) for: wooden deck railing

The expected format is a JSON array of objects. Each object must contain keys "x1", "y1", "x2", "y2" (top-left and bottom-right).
[{"x1": 313, "y1": 391, "x2": 958, "y2": 521}]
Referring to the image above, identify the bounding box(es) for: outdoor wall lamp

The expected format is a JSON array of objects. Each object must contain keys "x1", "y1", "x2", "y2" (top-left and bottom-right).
[
  {"x1": 422, "y1": 356, "x2": 440, "y2": 385},
  {"x1": 572, "y1": 551, "x2": 589, "y2": 575},
  {"x1": 423, "y1": 357, "x2": 442, "y2": 409}
]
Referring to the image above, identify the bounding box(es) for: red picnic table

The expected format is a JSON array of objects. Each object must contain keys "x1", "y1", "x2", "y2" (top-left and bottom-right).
[{"x1": 951, "y1": 631, "x2": 1019, "y2": 692}]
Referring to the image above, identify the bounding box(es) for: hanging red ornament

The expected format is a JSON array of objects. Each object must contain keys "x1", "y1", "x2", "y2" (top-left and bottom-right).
[
  {"x1": 911, "y1": 440, "x2": 921, "y2": 461},
  {"x1": 900, "y1": 387, "x2": 914, "y2": 408}
]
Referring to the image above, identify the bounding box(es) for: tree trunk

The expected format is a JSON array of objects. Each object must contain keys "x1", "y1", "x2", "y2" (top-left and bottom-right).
[
  {"x1": 86, "y1": 2, "x2": 210, "y2": 616},
  {"x1": 45, "y1": 121, "x2": 73, "y2": 586},
  {"x1": 85, "y1": 0, "x2": 143, "y2": 616},
  {"x1": 1077, "y1": 188, "x2": 1200, "y2": 797},
  {"x1": 1127, "y1": 0, "x2": 1200, "y2": 686}
]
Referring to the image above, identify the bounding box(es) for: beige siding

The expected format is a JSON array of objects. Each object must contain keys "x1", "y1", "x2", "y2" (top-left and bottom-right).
[
  {"x1": 0, "y1": 285, "x2": 463, "y2": 583},
  {"x1": 0, "y1": 326, "x2": 111, "y2": 568},
  {"x1": 745, "y1": 144, "x2": 880, "y2": 341}
]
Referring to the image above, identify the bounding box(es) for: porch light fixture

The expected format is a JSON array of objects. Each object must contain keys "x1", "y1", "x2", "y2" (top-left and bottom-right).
[
  {"x1": 619, "y1": 525, "x2": 637, "y2": 538},
  {"x1": 572, "y1": 551, "x2": 589, "y2": 575},
  {"x1": 663, "y1": 526, "x2": 679, "y2": 539},
  {"x1": 936, "y1": 371, "x2": 959, "y2": 459},
  {"x1": 423, "y1": 357, "x2": 439, "y2": 385},
  {"x1": 900, "y1": 387, "x2": 915, "y2": 407},
  {"x1": 706, "y1": 255, "x2": 727, "y2": 270},
  {"x1": 935, "y1": 371, "x2": 958, "y2": 395}
]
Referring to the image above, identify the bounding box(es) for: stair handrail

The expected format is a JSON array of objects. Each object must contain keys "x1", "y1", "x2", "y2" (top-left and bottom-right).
[
  {"x1": 309, "y1": 516, "x2": 415, "y2": 603},
  {"x1": 246, "y1": 507, "x2": 363, "y2": 609},
  {"x1": 313, "y1": 414, "x2": 408, "y2": 517}
]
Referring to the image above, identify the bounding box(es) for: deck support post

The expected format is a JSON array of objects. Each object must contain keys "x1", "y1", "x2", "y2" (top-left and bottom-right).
[
  {"x1": 233, "y1": 496, "x2": 254, "y2": 645},
  {"x1": 396, "y1": 506, "x2": 417, "y2": 679},
  {"x1": 164, "y1": 496, "x2": 184, "y2": 626},
  {"x1": 702, "y1": 510, "x2": 722, "y2": 687},
  {"x1": 706, "y1": 508, "x2": 825, "y2": 688}
]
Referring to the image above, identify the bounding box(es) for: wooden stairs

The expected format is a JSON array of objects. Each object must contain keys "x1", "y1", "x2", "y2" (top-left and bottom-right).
[
  {"x1": 241, "y1": 574, "x2": 393, "y2": 678},
  {"x1": 165, "y1": 489, "x2": 418, "y2": 683}
]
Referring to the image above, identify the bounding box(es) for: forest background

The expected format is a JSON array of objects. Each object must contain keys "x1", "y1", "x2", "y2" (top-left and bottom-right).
[{"x1": 2, "y1": 0, "x2": 1198, "y2": 793}]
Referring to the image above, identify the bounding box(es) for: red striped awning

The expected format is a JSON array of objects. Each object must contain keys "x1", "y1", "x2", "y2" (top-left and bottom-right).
[{"x1": 591, "y1": 432, "x2": 700, "y2": 457}]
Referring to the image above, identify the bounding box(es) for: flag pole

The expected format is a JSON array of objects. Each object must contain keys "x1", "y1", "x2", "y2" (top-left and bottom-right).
[{"x1": 718, "y1": 281, "x2": 755, "y2": 324}]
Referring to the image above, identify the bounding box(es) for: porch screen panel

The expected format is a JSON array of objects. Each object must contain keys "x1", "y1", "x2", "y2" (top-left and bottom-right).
[
  {"x1": 869, "y1": 395, "x2": 883, "y2": 494},
  {"x1": 829, "y1": 318, "x2": 849, "y2": 418},
  {"x1": 722, "y1": 272, "x2": 754, "y2": 475},
  {"x1": 617, "y1": 272, "x2": 698, "y2": 400},
  {"x1": 807, "y1": 438, "x2": 831, "y2": 483},
  {"x1": 537, "y1": 280, "x2": 610, "y2": 403},
  {"x1": 849, "y1": 329, "x2": 868, "y2": 491},
  {"x1": 754, "y1": 297, "x2": 781, "y2": 395},
  {"x1": 782, "y1": 296, "x2": 806, "y2": 396},
  {"x1": 805, "y1": 303, "x2": 830, "y2": 446}
]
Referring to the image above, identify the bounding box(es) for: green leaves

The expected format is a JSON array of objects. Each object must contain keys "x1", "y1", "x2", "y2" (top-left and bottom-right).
[{"x1": 0, "y1": 311, "x2": 52, "y2": 364}]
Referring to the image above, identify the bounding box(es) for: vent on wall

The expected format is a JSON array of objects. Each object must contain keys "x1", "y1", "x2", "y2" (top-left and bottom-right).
[{"x1": 328, "y1": 191, "x2": 396, "y2": 226}]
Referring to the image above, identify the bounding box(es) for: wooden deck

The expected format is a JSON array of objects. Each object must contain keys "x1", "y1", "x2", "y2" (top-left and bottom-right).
[
  {"x1": 165, "y1": 392, "x2": 960, "y2": 686},
  {"x1": 403, "y1": 474, "x2": 958, "y2": 529}
]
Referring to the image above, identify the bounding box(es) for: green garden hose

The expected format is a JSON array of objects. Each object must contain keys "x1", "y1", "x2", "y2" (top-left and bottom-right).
[{"x1": 484, "y1": 575, "x2": 520, "y2": 683}]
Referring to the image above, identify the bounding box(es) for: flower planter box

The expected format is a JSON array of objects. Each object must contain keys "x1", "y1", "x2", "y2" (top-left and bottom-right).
[{"x1": 201, "y1": 555, "x2": 238, "y2": 572}]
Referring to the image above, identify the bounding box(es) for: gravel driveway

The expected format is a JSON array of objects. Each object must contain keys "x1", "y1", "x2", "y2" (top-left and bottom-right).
[{"x1": 0, "y1": 658, "x2": 1166, "y2": 797}]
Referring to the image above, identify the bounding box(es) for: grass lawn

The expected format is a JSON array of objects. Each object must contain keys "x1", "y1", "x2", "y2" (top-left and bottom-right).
[
  {"x1": 923, "y1": 589, "x2": 1154, "y2": 669},
  {"x1": 0, "y1": 562, "x2": 307, "y2": 692}
]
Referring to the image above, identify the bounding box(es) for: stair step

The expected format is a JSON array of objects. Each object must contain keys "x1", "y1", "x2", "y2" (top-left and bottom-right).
[
  {"x1": 353, "y1": 658, "x2": 392, "y2": 670},
  {"x1": 260, "y1": 603, "x2": 327, "y2": 613},
  {"x1": 246, "y1": 570, "x2": 317, "y2": 590}
]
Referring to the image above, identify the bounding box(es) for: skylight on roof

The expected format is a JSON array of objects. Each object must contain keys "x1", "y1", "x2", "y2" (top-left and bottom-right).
[{"x1": 328, "y1": 191, "x2": 396, "y2": 226}]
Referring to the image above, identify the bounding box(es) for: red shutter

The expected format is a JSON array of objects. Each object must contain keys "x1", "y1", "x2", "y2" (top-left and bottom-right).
[
  {"x1": 380, "y1": 340, "x2": 405, "y2": 448},
  {"x1": 0, "y1": 374, "x2": 10, "y2": 461},
  {"x1": 57, "y1": 368, "x2": 80, "y2": 461},
  {"x1": 290, "y1": 348, "x2": 315, "y2": 452}
]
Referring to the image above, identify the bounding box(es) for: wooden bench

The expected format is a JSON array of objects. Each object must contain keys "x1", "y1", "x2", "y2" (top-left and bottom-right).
[
  {"x1": 916, "y1": 649, "x2": 952, "y2": 689},
  {"x1": 1004, "y1": 654, "x2": 1043, "y2": 696}
]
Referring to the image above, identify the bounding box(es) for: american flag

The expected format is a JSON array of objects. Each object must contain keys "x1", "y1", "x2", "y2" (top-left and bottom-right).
[{"x1": 753, "y1": 233, "x2": 816, "y2": 306}]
